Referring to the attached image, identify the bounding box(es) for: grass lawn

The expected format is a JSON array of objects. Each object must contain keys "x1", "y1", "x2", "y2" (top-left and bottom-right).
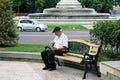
[
  {"x1": 0, "y1": 44, "x2": 47, "y2": 52},
  {"x1": 48, "y1": 24, "x2": 88, "y2": 30},
  {"x1": 99, "y1": 55, "x2": 112, "y2": 61}
]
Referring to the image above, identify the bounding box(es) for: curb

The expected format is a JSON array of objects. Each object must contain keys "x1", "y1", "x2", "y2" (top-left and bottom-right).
[
  {"x1": 0, "y1": 51, "x2": 100, "y2": 70},
  {"x1": 0, "y1": 51, "x2": 42, "y2": 61}
]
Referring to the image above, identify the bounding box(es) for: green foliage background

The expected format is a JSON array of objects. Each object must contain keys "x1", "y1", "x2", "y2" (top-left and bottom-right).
[
  {"x1": 12, "y1": 0, "x2": 120, "y2": 13},
  {"x1": 78, "y1": 0, "x2": 113, "y2": 13},
  {"x1": 0, "y1": 0, "x2": 19, "y2": 47},
  {"x1": 13, "y1": 0, "x2": 60, "y2": 13},
  {"x1": 90, "y1": 20, "x2": 120, "y2": 54}
]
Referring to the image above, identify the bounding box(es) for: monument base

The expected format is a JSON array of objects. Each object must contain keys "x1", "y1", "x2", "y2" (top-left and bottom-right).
[{"x1": 28, "y1": 0, "x2": 110, "y2": 28}]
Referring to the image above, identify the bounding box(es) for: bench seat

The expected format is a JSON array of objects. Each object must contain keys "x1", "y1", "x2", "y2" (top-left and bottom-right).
[{"x1": 55, "y1": 55, "x2": 82, "y2": 63}]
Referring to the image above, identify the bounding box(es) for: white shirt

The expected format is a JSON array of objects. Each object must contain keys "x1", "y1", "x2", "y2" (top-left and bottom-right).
[{"x1": 53, "y1": 33, "x2": 68, "y2": 49}]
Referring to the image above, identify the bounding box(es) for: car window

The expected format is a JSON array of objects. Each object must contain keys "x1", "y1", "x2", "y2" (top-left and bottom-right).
[
  {"x1": 20, "y1": 20, "x2": 33, "y2": 24},
  {"x1": 20, "y1": 20, "x2": 27, "y2": 23},
  {"x1": 28, "y1": 20, "x2": 33, "y2": 23}
]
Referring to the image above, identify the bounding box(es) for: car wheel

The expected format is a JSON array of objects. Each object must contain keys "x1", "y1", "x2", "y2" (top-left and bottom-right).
[
  {"x1": 36, "y1": 27, "x2": 41, "y2": 32},
  {"x1": 17, "y1": 27, "x2": 22, "y2": 32}
]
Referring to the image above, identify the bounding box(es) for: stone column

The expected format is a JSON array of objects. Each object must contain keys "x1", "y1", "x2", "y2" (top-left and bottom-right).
[{"x1": 56, "y1": 0, "x2": 82, "y2": 9}]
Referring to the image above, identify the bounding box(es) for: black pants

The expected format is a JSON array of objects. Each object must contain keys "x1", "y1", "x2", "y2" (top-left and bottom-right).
[{"x1": 41, "y1": 50, "x2": 64, "y2": 68}]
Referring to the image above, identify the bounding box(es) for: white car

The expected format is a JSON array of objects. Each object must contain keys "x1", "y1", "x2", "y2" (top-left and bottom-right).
[{"x1": 17, "y1": 19, "x2": 48, "y2": 32}]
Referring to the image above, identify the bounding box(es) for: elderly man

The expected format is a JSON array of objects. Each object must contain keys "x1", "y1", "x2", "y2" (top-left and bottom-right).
[{"x1": 41, "y1": 27, "x2": 68, "y2": 71}]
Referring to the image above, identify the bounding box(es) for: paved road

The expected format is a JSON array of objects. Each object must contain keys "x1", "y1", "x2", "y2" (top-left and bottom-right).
[{"x1": 18, "y1": 30, "x2": 90, "y2": 44}]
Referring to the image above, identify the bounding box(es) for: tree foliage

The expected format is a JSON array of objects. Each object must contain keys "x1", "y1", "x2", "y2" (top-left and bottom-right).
[
  {"x1": 44, "y1": 0, "x2": 60, "y2": 8},
  {"x1": 12, "y1": 0, "x2": 120, "y2": 13},
  {"x1": 0, "y1": 0, "x2": 19, "y2": 47},
  {"x1": 13, "y1": 0, "x2": 45, "y2": 13},
  {"x1": 78, "y1": 0, "x2": 113, "y2": 13},
  {"x1": 35, "y1": 0, "x2": 46, "y2": 12},
  {"x1": 113, "y1": 0, "x2": 120, "y2": 6},
  {"x1": 12, "y1": 0, "x2": 60, "y2": 13}
]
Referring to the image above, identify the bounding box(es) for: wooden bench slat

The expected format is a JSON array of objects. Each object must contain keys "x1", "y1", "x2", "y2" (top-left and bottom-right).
[
  {"x1": 66, "y1": 52, "x2": 84, "y2": 58},
  {"x1": 69, "y1": 39, "x2": 98, "y2": 47},
  {"x1": 55, "y1": 55, "x2": 82, "y2": 63}
]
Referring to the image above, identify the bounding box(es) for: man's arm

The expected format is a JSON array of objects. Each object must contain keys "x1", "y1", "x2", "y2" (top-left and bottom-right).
[
  {"x1": 52, "y1": 46, "x2": 67, "y2": 51},
  {"x1": 50, "y1": 36, "x2": 57, "y2": 46}
]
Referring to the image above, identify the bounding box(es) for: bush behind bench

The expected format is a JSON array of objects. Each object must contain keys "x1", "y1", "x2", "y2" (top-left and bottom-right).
[{"x1": 90, "y1": 20, "x2": 120, "y2": 59}]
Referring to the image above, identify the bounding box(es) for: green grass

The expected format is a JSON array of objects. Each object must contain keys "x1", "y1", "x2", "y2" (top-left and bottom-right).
[
  {"x1": 0, "y1": 44, "x2": 47, "y2": 52},
  {"x1": 99, "y1": 50, "x2": 120, "y2": 61},
  {"x1": 99, "y1": 54, "x2": 120, "y2": 61},
  {"x1": 48, "y1": 24, "x2": 88, "y2": 30},
  {"x1": 99, "y1": 55, "x2": 112, "y2": 61}
]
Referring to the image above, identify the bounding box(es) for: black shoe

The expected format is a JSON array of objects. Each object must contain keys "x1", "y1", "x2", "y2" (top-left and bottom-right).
[
  {"x1": 42, "y1": 67, "x2": 50, "y2": 70},
  {"x1": 49, "y1": 68, "x2": 56, "y2": 71}
]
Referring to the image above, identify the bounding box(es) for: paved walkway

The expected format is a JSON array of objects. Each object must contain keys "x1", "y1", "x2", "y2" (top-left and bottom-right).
[{"x1": 0, "y1": 60, "x2": 100, "y2": 80}]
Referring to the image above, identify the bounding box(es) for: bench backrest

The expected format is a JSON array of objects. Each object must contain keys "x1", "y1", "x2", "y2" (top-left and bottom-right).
[{"x1": 67, "y1": 40, "x2": 100, "y2": 56}]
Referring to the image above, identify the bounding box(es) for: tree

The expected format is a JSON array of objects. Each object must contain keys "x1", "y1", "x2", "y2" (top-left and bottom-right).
[
  {"x1": 13, "y1": 0, "x2": 25, "y2": 13},
  {"x1": 13, "y1": 0, "x2": 46, "y2": 13},
  {"x1": 112, "y1": 0, "x2": 120, "y2": 6},
  {"x1": 44, "y1": 0, "x2": 60, "y2": 8},
  {"x1": 78, "y1": 0, "x2": 113, "y2": 13},
  {"x1": 35, "y1": 0, "x2": 46, "y2": 12},
  {"x1": 0, "y1": 0, "x2": 19, "y2": 47},
  {"x1": 100, "y1": 0, "x2": 113, "y2": 13},
  {"x1": 12, "y1": 0, "x2": 120, "y2": 13},
  {"x1": 12, "y1": 0, "x2": 60, "y2": 13}
]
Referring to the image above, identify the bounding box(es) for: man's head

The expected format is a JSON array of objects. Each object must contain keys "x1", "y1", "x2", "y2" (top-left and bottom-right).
[{"x1": 52, "y1": 27, "x2": 62, "y2": 36}]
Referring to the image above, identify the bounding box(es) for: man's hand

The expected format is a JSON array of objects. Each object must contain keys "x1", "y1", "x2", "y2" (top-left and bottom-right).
[
  {"x1": 50, "y1": 41, "x2": 55, "y2": 45},
  {"x1": 51, "y1": 47, "x2": 57, "y2": 50}
]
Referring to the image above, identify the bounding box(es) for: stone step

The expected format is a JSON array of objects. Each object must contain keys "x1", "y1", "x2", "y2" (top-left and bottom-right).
[
  {"x1": 36, "y1": 19, "x2": 109, "y2": 22},
  {"x1": 38, "y1": 21, "x2": 93, "y2": 24},
  {"x1": 35, "y1": 19, "x2": 117, "y2": 29},
  {"x1": 37, "y1": 21, "x2": 93, "y2": 27},
  {"x1": 29, "y1": 13, "x2": 109, "y2": 19},
  {"x1": 38, "y1": 22, "x2": 93, "y2": 29},
  {"x1": 43, "y1": 8, "x2": 96, "y2": 14}
]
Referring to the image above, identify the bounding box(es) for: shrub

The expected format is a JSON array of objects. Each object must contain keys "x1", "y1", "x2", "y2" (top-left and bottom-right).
[{"x1": 90, "y1": 20, "x2": 120, "y2": 55}]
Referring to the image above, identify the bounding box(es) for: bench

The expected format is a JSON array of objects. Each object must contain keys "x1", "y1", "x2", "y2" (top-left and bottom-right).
[{"x1": 55, "y1": 39, "x2": 102, "y2": 79}]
